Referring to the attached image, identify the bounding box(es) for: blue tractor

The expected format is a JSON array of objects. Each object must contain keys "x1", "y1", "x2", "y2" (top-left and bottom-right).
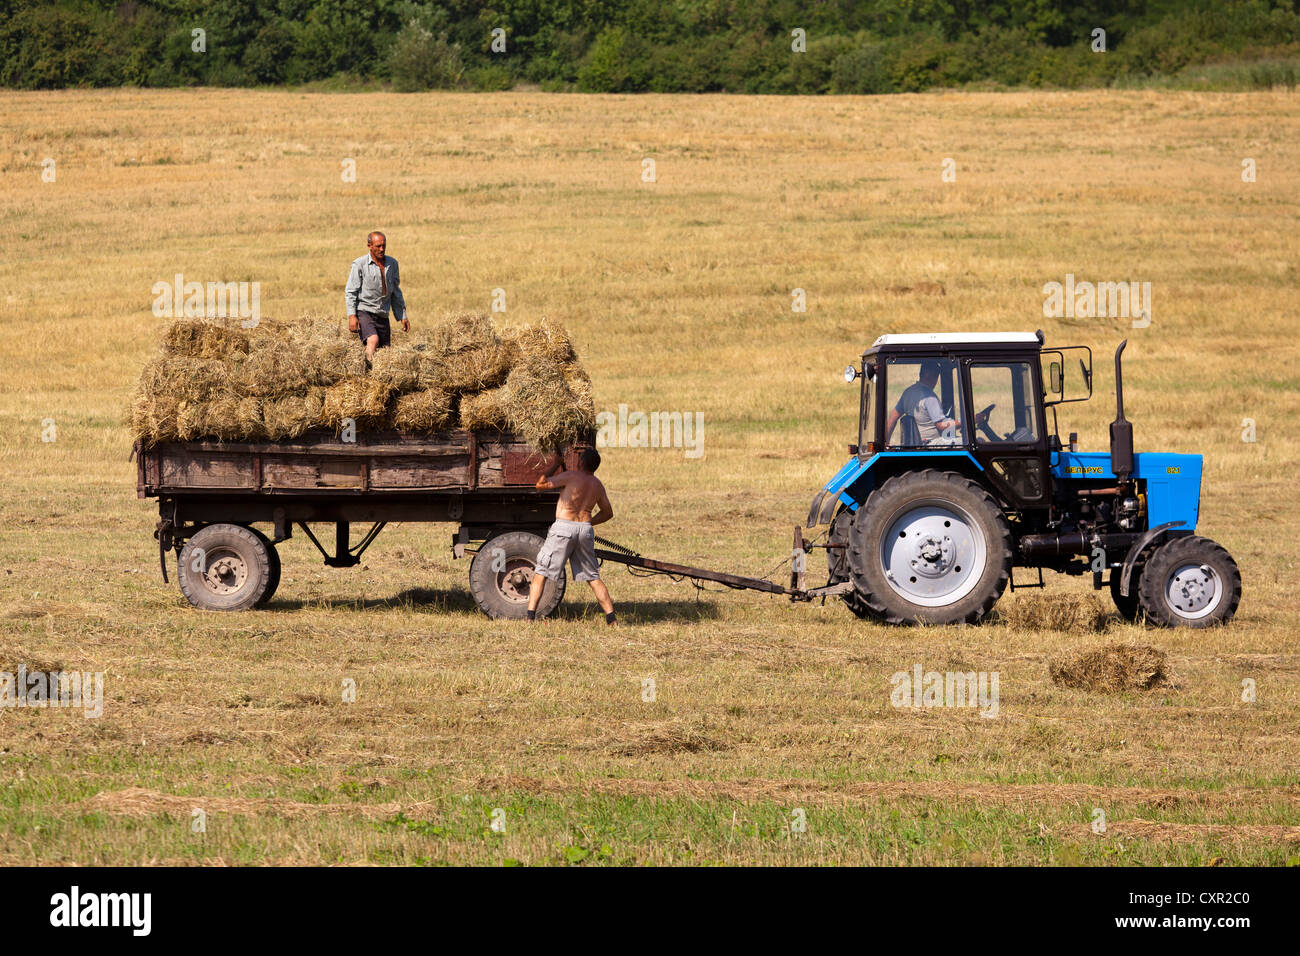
[{"x1": 808, "y1": 332, "x2": 1241, "y2": 627}]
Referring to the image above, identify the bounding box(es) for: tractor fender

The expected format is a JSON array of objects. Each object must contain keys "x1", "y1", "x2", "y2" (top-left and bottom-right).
[{"x1": 1119, "y1": 521, "x2": 1186, "y2": 597}]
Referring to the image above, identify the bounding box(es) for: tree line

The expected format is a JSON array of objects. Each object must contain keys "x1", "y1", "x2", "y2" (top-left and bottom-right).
[{"x1": 3, "y1": 0, "x2": 1298, "y2": 92}]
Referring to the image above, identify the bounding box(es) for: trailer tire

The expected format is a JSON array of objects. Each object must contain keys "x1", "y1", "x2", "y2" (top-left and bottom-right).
[
  {"x1": 178, "y1": 524, "x2": 272, "y2": 612},
  {"x1": 469, "y1": 530, "x2": 566, "y2": 620},
  {"x1": 848, "y1": 469, "x2": 1011, "y2": 625},
  {"x1": 1138, "y1": 535, "x2": 1240, "y2": 628},
  {"x1": 245, "y1": 527, "x2": 281, "y2": 607}
]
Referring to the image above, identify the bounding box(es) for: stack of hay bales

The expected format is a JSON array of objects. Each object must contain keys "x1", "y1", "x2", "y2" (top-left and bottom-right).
[{"x1": 128, "y1": 312, "x2": 595, "y2": 452}]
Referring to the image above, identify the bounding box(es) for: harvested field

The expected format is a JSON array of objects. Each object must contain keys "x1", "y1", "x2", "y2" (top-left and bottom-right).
[{"x1": 3, "y1": 89, "x2": 1297, "y2": 866}]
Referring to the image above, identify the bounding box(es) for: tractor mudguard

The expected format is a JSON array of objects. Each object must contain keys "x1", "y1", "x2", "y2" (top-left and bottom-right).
[
  {"x1": 807, "y1": 452, "x2": 986, "y2": 528},
  {"x1": 1119, "y1": 520, "x2": 1186, "y2": 597}
]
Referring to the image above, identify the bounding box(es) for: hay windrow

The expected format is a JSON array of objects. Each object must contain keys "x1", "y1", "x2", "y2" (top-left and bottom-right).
[
  {"x1": 130, "y1": 313, "x2": 594, "y2": 449},
  {"x1": 1049, "y1": 643, "x2": 1171, "y2": 693}
]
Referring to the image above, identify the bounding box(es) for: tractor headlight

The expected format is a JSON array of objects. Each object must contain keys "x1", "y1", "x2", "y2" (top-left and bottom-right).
[{"x1": 844, "y1": 365, "x2": 859, "y2": 383}]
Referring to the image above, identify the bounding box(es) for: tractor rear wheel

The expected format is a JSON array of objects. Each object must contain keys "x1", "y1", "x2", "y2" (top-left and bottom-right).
[
  {"x1": 469, "y1": 530, "x2": 566, "y2": 620},
  {"x1": 848, "y1": 469, "x2": 1011, "y2": 625},
  {"x1": 1138, "y1": 535, "x2": 1240, "y2": 628}
]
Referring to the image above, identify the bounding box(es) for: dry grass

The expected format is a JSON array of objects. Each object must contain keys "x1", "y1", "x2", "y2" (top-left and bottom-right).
[
  {"x1": 1, "y1": 89, "x2": 1298, "y2": 865},
  {"x1": 1049, "y1": 642, "x2": 1172, "y2": 692}
]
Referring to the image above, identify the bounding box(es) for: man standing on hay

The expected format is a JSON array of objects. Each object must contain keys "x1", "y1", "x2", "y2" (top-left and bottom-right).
[
  {"x1": 527, "y1": 447, "x2": 617, "y2": 625},
  {"x1": 346, "y1": 231, "x2": 408, "y2": 363}
]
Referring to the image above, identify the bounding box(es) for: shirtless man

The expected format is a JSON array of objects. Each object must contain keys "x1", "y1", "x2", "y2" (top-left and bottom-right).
[{"x1": 526, "y1": 447, "x2": 616, "y2": 625}]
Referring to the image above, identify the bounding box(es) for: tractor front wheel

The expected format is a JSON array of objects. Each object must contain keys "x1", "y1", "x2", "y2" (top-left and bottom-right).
[
  {"x1": 1138, "y1": 535, "x2": 1240, "y2": 628},
  {"x1": 848, "y1": 469, "x2": 1012, "y2": 625},
  {"x1": 830, "y1": 508, "x2": 879, "y2": 620}
]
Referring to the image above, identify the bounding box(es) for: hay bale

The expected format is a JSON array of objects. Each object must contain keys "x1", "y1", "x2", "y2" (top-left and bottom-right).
[
  {"x1": 426, "y1": 313, "x2": 496, "y2": 354},
  {"x1": 499, "y1": 353, "x2": 595, "y2": 452},
  {"x1": 163, "y1": 320, "x2": 250, "y2": 358},
  {"x1": 238, "y1": 345, "x2": 313, "y2": 398},
  {"x1": 1049, "y1": 643, "x2": 1170, "y2": 693},
  {"x1": 507, "y1": 318, "x2": 576, "y2": 364},
  {"x1": 390, "y1": 388, "x2": 456, "y2": 432},
  {"x1": 420, "y1": 342, "x2": 517, "y2": 393},
  {"x1": 129, "y1": 356, "x2": 233, "y2": 445},
  {"x1": 177, "y1": 393, "x2": 264, "y2": 442},
  {"x1": 459, "y1": 386, "x2": 510, "y2": 431},
  {"x1": 263, "y1": 388, "x2": 325, "y2": 440},
  {"x1": 370, "y1": 348, "x2": 422, "y2": 391},
  {"x1": 308, "y1": 340, "x2": 366, "y2": 386},
  {"x1": 321, "y1": 376, "x2": 393, "y2": 429}
]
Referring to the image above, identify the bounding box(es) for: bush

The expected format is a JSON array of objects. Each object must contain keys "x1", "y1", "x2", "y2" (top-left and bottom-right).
[
  {"x1": 830, "y1": 41, "x2": 895, "y2": 94},
  {"x1": 467, "y1": 63, "x2": 515, "y2": 90},
  {"x1": 576, "y1": 26, "x2": 651, "y2": 92},
  {"x1": 390, "y1": 18, "x2": 464, "y2": 91},
  {"x1": 243, "y1": 23, "x2": 295, "y2": 85}
]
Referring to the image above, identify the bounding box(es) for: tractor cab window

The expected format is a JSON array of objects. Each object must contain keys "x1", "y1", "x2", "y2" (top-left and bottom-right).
[
  {"x1": 884, "y1": 357, "x2": 964, "y2": 448},
  {"x1": 969, "y1": 362, "x2": 1040, "y2": 444}
]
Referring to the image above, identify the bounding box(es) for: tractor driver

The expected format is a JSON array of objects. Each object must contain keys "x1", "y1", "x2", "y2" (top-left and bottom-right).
[{"x1": 885, "y1": 360, "x2": 987, "y2": 446}]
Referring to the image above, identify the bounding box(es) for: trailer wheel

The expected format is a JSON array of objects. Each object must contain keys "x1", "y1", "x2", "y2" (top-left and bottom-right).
[
  {"x1": 469, "y1": 530, "x2": 566, "y2": 620},
  {"x1": 177, "y1": 524, "x2": 272, "y2": 612},
  {"x1": 245, "y1": 527, "x2": 281, "y2": 607},
  {"x1": 1138, "y1": 535, "x2": 1240, "y2": 628},
  {"x1": 848, "y1": 469, "x2": 1011, "y2": 625},
  {"x1": 830, "y1": 508, "x2": 880, "y2": 620}
]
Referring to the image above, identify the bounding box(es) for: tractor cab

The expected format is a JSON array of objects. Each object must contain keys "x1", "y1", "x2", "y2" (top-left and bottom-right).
[{"x1": 850, "y1": 332, "x2": 1055, "y2": 509}]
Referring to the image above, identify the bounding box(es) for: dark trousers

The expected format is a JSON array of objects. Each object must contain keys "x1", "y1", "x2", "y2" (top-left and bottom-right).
[{"x1": 356, "y1": 310, "x2": 391, "y2": 348}]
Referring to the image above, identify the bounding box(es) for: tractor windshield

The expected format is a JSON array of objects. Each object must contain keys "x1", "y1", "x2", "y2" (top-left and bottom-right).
[
  {"x1": 969, "y1": 362, "x2": 1040, "y2": 444},
  {"x1": 884, "y1": 357, "x2": 964, "y2": 448}
]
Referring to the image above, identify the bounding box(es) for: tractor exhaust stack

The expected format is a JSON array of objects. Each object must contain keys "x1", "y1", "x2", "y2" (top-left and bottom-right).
[{"x1": 1109, "y1": 339, "x2": 1134, "y2": 482}]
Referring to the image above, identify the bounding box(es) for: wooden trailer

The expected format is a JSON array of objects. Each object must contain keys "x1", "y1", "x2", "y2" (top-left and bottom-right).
[{"x1": 135, "y1": 429, "x2": 593, "y2": 618}]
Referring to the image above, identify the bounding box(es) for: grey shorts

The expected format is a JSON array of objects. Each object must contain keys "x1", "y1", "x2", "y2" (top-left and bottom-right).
[{"x1": 534, "y1": 519, "x2": 600, "y2": 582}]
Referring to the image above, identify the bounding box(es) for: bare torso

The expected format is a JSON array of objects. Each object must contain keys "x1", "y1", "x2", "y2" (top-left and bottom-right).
[{"x1": 540, "y1": 469, "x2": 612, "y2": 524}]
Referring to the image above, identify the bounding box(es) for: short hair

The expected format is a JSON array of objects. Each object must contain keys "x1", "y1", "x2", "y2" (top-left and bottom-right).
[
  {"x1": 920, "y1": 360, "x2": 942, "y2": 380},
  {"x1": 579, "y1": 447, "x2": 601, "y2": 473},
  {"x1": 367, "y1": 231, "x2": 386, "y2": 244}
]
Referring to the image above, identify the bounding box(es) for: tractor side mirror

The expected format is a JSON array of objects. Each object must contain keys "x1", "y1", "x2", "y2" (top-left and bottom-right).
[{"x1": 1049, "y1": 361, "x2": 1062, "y2": 395}]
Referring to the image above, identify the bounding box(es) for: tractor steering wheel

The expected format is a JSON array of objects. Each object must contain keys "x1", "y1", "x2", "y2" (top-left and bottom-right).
[{"x1": 975, "y1": 403, "x2": 1000, "y2": 442}]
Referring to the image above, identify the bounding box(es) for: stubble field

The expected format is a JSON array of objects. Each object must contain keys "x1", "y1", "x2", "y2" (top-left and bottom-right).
[{"x1": 1, "y1": 88, "x2": 1297, "y2": 865}]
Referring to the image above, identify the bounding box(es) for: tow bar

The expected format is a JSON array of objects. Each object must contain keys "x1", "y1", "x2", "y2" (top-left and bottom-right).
[{"x1": 593, "y1": 527, "x2": 854, "y2": 602}]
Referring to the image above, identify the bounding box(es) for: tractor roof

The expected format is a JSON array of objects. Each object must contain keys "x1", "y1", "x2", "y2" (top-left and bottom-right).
[
  {"x1": 865, "y1": 331, "x2": 1044, "y2": 358},
  {"x1": 871, "y1": 332, "x2": 1042, "y2": 347}
]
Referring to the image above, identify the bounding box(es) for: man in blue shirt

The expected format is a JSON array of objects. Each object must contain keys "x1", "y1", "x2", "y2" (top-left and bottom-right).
[{"x1": 345, "y1": 231, "x2": 408, "y2": 362}]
